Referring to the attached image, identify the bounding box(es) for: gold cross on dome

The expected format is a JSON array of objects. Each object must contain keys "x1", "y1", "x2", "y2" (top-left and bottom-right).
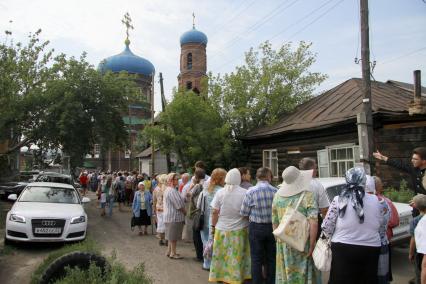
[
  {"x1": 122, "y1": 12, "x2": 134, "y2": 44},
  {"x1": 192, "y1": 12, "x2": 195, "y2": 28}
]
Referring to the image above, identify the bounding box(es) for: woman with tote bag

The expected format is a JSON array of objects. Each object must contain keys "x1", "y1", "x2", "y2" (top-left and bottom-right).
[{"x1": 272, "y1": 166, "x2": 318, "y2": 284}]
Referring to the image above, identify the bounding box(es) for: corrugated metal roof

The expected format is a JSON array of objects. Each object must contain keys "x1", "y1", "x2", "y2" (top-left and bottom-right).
[{"x1": 244, "y1": 78, "x2": 416, "y2": 139}]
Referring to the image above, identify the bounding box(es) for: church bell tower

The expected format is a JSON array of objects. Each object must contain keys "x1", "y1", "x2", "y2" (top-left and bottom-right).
[{"x1": 178, "y1": 14, "x2": 208, "y2": 94}]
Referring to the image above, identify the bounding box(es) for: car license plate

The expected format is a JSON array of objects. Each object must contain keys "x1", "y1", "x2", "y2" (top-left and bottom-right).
[{"x1": 35, "y1": 227, "x2": 61, "y2": 234}]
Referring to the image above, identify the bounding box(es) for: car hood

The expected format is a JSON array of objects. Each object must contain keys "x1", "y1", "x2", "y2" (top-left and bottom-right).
[
  {"x1": 393, "y1": 202, "x2": 412, "y2": 217},
  {"x1": 11, "y1": 202, "x2": 85, "y2": 218}
]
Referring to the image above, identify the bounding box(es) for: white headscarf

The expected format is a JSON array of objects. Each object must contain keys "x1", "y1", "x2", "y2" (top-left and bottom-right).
[{"x1": 224, "y1": 168, "x2": 242, "y2": 192}]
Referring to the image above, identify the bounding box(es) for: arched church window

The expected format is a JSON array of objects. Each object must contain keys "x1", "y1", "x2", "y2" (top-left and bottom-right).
[
  {"x1": 186, "y1": 81, "x2": 192, "y2": 90},
  {"x1": 187, "y1": 53, "x2": 192, "y2": 70}
]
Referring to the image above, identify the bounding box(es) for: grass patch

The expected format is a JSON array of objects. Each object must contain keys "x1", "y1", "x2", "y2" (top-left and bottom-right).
[
  {"x1": 54, "y1": 259, "x2": 152, "y2": 284},
  {"x1": 31, "y1": 238, "x2": 100, "y2": 284}
]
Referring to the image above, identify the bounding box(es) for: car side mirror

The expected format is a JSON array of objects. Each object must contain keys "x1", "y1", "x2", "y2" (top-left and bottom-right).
[
  {"x1": 81, "y1": 197, "x2": 90, "y2": 203},
  {"x1": 8, "y1": 194, "x2": 18, "y2": 201}
]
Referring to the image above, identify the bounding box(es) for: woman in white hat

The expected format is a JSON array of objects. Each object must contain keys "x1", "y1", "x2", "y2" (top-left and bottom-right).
[
  {"x1": 208, "y1": 168, "x2": 251, "y2": 283},
  {"x1": 272, "y1": 166, "x2": 318, "y2": 284}
]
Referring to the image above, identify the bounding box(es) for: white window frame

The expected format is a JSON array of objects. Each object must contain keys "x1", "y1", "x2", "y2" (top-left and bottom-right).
[
  {"x1": 263, "y1": 149, "x2": 279, "y2": 179},
  {"x1": 93, "y1": 144, "x2": 100, "y2": 159},
  {"x1": 124, "y1": 148, "x2": 131, "y2": 159},
  {"x1": 317, "y1": 144, "x2": 360, "y2": 178}
]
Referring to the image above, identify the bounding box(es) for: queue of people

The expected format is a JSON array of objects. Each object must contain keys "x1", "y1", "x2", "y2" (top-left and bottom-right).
[{"x1": 77, "y1": 146, "x2": 426, "y2": 284}]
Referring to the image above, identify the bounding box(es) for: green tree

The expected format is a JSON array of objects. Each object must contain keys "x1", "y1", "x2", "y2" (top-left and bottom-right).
[
  {"x1": 40, "y1": 54, "x2": 138, "y2": 170},
  {"x1": 209, "y1": 41, "x2": 327, "y2": 139},
  {"x1": 0, "y1": 29, "x2": 54, "y2": 155},
  {"x1": 143, "y1": 91, "x2": 232, "y2": 171},
  {"x1": 0, "y1": 30, "x2": 138, "y2": 173}
]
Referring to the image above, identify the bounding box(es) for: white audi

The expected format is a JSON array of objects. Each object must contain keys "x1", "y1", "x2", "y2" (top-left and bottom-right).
[{"x1": 5, "y1": 182, "x2": 90, "y2": 243}]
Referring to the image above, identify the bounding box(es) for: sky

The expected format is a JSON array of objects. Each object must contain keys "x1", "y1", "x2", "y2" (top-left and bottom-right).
[{"x1": 0, "y1": 0, "x2": 425, "y2": 112}]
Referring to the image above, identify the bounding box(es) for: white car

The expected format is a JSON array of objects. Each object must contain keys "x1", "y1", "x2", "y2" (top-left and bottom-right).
[
  {"x1": 5, "y1": 182, "x2": 90, "y2": 243},
  {"x1": 318, "y1": 178, "x2": 412, "y2": 244}
]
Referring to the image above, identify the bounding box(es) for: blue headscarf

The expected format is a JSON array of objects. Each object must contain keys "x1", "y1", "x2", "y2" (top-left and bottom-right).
[{"x1": 338, "y1": 167, "x2": 367, "y2": 223}]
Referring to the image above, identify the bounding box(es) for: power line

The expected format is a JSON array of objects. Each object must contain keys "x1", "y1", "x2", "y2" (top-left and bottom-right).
[
  {"x1": 380, "y1": 46, "x2": 426, "y2": 65},
  {"x1": 268, "y1": 0, "x2": 336, "y2": 42},
  {"x1": 210, "y1": 0, "x2": 300, "y2": 59},
  {"x1": 212, "y1": 0, "x2": 344, "y2": 72},
  {"x1": 286, "y1": 0, "x2": 345, "y2": 41}
]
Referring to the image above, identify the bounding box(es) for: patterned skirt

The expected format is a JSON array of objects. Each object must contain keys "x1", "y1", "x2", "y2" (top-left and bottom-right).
[{"x1": 208, "y1": 227, "x2": 251, "y2": 284}]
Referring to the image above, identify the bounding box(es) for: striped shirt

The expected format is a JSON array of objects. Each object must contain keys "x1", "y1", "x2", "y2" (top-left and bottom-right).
[
  {"x1": 240, "y1": 181, "x2": 277, "y2": 224},
  {"x1": 163, "y1": 186, "x2": 185, "y2": 223}
]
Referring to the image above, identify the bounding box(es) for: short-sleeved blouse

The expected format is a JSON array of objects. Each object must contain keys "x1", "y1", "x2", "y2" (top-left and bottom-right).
[
  {"x1": 272, "y1": 191, "x2": 318, "y2": 226},
  {"x1": 163, "y1": 186, "x2": 185, "y2": 223}
]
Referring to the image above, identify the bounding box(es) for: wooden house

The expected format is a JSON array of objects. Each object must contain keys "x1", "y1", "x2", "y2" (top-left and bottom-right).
[{"x1": 241, "y1": 78, "x2": 426, "y2": 189}]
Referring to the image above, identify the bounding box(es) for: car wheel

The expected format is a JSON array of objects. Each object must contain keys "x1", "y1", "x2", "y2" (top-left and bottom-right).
[{"x1": 39, "y1": 251, "x2": 108, "y2": 284}]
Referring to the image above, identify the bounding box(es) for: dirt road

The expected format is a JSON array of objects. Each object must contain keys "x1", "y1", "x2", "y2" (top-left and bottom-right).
[
  {"x1": 0, "y1": 192, "x2": 209, "y2": 283},
  {"x1": 84, "y1": 192, "x2": 209, "y2": 283},
  {"x1": 0, "y1": 191, "x2": 416, "y2": 283}
]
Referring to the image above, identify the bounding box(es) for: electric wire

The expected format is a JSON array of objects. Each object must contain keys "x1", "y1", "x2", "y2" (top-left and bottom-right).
[{"x1": 212, "y1": 0, "x2": 344, "y2": 72}]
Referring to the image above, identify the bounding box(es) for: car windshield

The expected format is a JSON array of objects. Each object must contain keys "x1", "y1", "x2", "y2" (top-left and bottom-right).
[
  {"x1": 325, "y1": 184, "x2": 347, "y2": 201},
  {"x1": 19, "y1": 186, "x2": 79, "y2": 204},
  {"x1": 35, "y1": 175, "x2": 72, "y2": 184}
]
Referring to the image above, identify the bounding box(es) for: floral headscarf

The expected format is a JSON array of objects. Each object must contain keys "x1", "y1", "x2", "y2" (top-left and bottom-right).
[{"x1": 338, "y1": 167, "x2": 367, "y2": 223}]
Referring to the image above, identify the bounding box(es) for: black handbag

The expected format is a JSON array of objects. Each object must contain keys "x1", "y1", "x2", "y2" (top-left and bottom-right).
[
  {"x1": 131, "y1": 215, "x2": 137, "y2": 231},
  {"x1": 192, "y1": 193, "x2": 205, "y2": 231}
]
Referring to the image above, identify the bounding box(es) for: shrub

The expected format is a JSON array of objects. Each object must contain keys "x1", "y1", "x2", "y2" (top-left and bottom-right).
[
  {"x1": 55, "y1": 258, "x2": 152, "y2": 284},
  {"x1": 383, "y1": 179, "x2": 415, "y2": 203}
]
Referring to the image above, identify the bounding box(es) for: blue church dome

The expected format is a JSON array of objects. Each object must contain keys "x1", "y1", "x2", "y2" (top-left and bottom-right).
[
  {"x1": 99, "y1": 43, "x2": 155, "y2": 76},
  {"x1": 180, "y1": 27, "x2": 208, "y2": 46}
]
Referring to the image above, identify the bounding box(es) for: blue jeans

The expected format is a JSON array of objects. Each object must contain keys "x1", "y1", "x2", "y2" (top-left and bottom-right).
[{"x1": 248, "y1": 222, "x2": 276, "y2": 284}]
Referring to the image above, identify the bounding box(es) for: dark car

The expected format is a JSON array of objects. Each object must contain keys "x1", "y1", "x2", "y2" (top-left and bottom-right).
[
  {"x1": 0, "y1": 181, "x2": 28, "y2": 200},
  {"x1": 34, "y1": 172, "x2": 75, "y2": 186}
]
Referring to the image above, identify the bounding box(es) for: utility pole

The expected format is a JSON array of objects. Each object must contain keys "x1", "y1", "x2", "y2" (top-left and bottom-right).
[
  {"x1": 159, "y1": 72, "x2": 167, "y2": 111},
  {"x1": 357, "y1": 0, "x2": 374, "y2": 175},
  {"x1": 159, "y1": 72, "x2": 171, "y2": 172}
]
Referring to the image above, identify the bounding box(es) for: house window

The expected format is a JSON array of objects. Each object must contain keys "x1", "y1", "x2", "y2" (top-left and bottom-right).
[
  {"x1": 317, "y1": 144, "x2": 360, "y2": 177},
  {"x1": 186, "y1": 81, "x2": 192, "y2": 90},
  {"x1": 187, "y1": 53, "x2": 192, "y2": 70},
  {"x1": 263, "y1": 149, "x2": 278, "y2": 179},
  {"x1": 94, "y1": 144, "x2": 100, "y2": 159},
  {"x1": 125, "y1": 148, "x2": 131, "y2": 159}
]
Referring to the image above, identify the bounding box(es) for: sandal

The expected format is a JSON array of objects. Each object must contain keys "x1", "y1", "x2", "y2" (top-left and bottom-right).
[{"x1": 169, "y1": 254, "x2": 183, "y2": 259}]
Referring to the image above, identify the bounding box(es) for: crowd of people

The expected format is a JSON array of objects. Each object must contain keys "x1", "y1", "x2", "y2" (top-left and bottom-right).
[{"x1": 77, "y1": 146, "x2": 426, "y2": 284}]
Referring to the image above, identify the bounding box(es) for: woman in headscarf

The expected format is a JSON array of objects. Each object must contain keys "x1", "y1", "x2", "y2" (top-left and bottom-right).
[
  {"x1": 208, "y1": 168, "x2": 251, "y2": 283},
  {"x1": 272, "y1": 166, "x2": 318, "y2": 284},
  {"x1": 163, "y1": 172, "x2": 186, "y2": 259},
  {"x1": 197, "y1": 168, "x2": 227, "y2": 270},
  {"x1": 322, "y1": 167, "x2": 388, "y2": 284}
]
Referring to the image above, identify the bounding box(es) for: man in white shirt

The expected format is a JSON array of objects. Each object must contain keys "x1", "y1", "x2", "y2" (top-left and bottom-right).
[
  {"x1": 299, "y1": 158, "x2": 329, "y2": 218},
  {"x1": 299, "y1": 157, "x2": 330, "y2": 284}
]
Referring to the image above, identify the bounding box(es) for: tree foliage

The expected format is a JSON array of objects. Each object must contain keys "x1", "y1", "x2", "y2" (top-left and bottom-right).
[
  {"x1": 143, "y1": 91, "x2": 232, "y2": 171},
  {"x1": 209, "y1": 41, "x2": 327, "y2": 139},
  {"x1": 0, "y1": 30, "x2": 138, "y2": 172}
]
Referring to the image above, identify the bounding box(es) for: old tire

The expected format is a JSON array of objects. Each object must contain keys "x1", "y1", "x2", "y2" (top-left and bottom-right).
[{"x1": 39, "y1": 251, "x2": 108, "y2": 284}]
